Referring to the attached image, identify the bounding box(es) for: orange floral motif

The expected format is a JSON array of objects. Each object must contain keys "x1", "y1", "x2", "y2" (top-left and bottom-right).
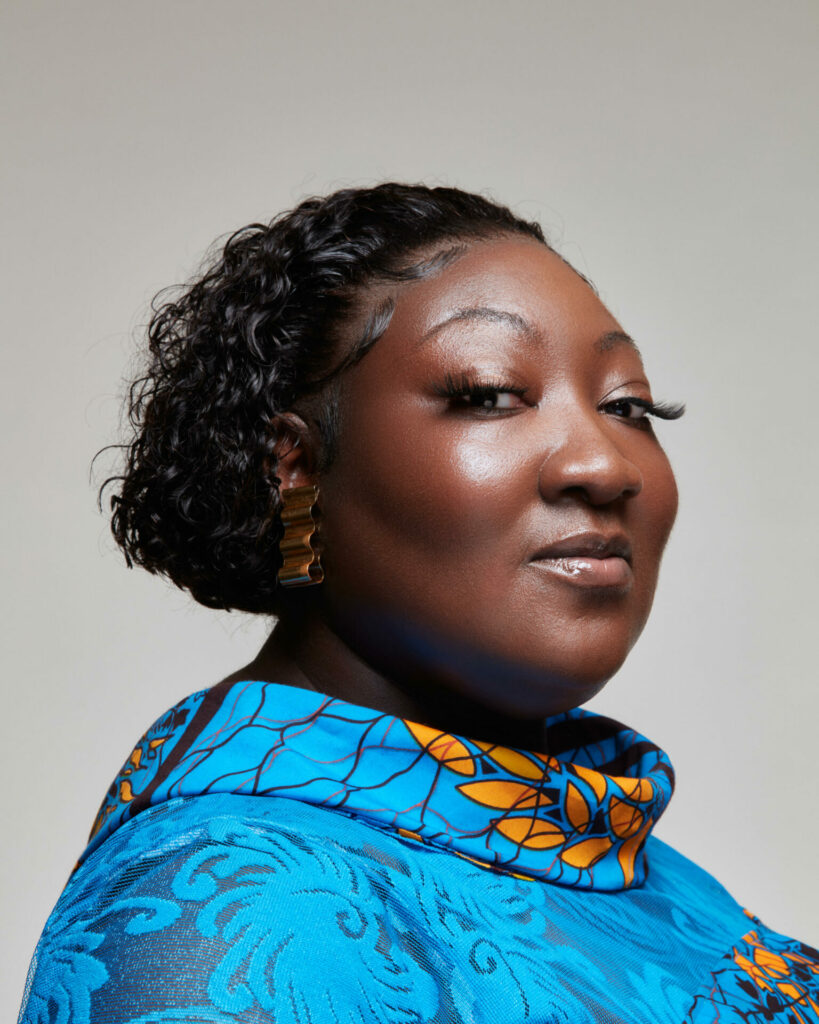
[
  {"x1": 733, "y1": 931, "x2": 819, "y2": 1020},
  {"x1": 495, "y1": 816, "x2": 565, "y2": 850},
  {"x1": 616, "y1": 819, "x2": 652, "y2": 887},
  {"x1": 608, "y1": 795, "x2": 645, "y2": 839},
  {"x1": 88, "y1": 728, "x2": 175, "y2": 839},
  {"x1": 560, "y1": 836, "x2": 613, "y2": 868},
  {"x1": 571, "y1": 763, "x2": 608, "y2": 802},
  {"x1": 474, "y1": 741, "x2": 558, "y2": 779},
  {"x1": 404, "y1": 722, "x2": 476, "y2": 776},
  {"x1": 609, "y1": 775, "x2": 655, "y2": 803},
  {"x1": 457, "y1": 780, "x2": 545, "y2": 811},
  {"x1": 122, "y1": 737, "x2": 166, "y2": 778},
  {"x1": 565, "y1": 781, "x2": 591, "y2": 833},
  {"x1": 398, "y1": 706, "x2": 673, "y2": 888}
]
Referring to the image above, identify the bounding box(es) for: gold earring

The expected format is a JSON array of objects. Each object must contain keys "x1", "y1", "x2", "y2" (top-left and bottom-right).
[{"x1": 276, "y1": 483, "x2": 324, "y2": 587}]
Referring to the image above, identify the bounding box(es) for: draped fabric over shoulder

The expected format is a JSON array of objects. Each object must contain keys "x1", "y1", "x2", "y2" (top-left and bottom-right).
[{"x1": 19, "y1": 682, "x2": 819, "y2": 1024}]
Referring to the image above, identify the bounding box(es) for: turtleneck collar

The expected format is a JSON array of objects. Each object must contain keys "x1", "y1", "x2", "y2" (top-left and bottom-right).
[{"x1": 85, "y1": 680, "x2": 674, "y2": 892}]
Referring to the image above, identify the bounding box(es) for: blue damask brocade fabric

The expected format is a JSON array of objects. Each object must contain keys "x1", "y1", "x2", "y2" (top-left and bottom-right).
[
  {"x1": 14, "y1": 795, "x2": 757, "y2": 1023},
  {"x1": 18, "y1": 682, "x2": 819, "y2": 1023},
  {"x1": 20, "y1": 796, "x2": 819, "y2": 1024}
]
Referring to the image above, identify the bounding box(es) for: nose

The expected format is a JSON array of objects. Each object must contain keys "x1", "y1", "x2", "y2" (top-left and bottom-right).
[{"x1": 537, "y1": 406, "x2": 643, "y2": 506}]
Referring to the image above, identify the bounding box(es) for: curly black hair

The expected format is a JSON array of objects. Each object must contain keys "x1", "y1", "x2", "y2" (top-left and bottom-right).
[{"x1": 102, "y1": 183, "x2": 548, "y2": 613}]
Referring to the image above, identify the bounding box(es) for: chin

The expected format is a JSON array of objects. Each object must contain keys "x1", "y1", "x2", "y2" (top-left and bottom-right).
[
  {"x1": 541, "y1": 645, "x2": 632, "y2": 689},
  {"x1": 481, "y1": 613, "x2": 637, "y2": 699},
  {"x1": 331, "y1": 593, "x2": 637, "y2": 720},
  {"x1": 483, "y1": 652, "x2": 623, "y2": 719}
]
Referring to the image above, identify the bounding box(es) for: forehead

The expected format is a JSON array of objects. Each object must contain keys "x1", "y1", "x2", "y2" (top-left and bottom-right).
[{"x1": 386, "y1": 235, "x2": 624, "y2": 348}]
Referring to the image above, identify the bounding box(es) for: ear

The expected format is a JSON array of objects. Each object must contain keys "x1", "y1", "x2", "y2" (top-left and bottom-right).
[{"x1": 269, "y1": 412, "x2": 318, "y2": 489}]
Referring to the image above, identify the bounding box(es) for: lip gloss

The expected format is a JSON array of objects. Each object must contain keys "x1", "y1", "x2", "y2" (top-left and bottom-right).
[{"x1": 530, "y1": 555, "x2": 633, "y2": 589}]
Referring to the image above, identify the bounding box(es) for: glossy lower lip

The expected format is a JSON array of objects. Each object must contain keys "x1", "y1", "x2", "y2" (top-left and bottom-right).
[{"x1": 530, "y1": 555, "x2": 633, "y2": 589}]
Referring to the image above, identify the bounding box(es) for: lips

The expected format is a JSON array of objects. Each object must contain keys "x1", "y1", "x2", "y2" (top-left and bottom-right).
[
  {"x1": 531, "y1": 532, "x2": 632, "y2": 564},
  {"x1": 530, "y1": 532, "x2": 633, "y2": 590}
]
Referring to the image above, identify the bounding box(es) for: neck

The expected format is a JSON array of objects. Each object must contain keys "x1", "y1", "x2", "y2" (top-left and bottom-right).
[{"x1": 225, "y1": 601, "x2": 558, "y2": 751}]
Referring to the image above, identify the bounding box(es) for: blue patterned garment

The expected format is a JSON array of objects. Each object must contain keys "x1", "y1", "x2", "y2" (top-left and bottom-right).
[{"x1": 18, "y1": 681, "x2": 819, "y2": 1023}]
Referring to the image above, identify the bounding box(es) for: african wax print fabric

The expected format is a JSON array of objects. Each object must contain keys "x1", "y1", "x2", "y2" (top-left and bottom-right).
[{"x1": 18, "y1": 680, "x2": 819, "y2": 1023}]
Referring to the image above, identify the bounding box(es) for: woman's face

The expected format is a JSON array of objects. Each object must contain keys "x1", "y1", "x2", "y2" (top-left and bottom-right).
[{"x1": 314, "y1": 235, "x2": 679, "y2": 717}]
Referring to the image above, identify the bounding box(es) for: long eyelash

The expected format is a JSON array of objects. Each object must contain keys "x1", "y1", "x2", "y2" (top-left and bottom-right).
[
  {"x1": 432, "y1": 375, "x2": 686, "y2": 420},
  {"x1": 629, "y1": 398, "x2": 686, "y2": 420},
  {"x1": 432, "y1": 371, "x2": 526, "y2": 399}
]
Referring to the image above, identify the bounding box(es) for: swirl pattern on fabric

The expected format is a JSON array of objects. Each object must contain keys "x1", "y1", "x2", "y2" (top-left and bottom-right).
[{"x1": 20, "y1": 796, "x2": 819, "y2": 1024}]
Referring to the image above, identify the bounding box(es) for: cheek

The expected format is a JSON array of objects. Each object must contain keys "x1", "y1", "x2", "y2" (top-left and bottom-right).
[
  {"x1": 323, "y1": 399, "x2": 529, "y2": 567},
  {"x1": 646, "y1": 449, "x2": 679, "y2": 550},
  {"x1": 631, "y1": 447, "x2": 679, "y2": 593}
]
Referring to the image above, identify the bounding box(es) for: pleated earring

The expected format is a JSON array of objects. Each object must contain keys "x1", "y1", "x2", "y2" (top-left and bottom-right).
[{"x1": 276, "y1": 483, "x2": 325, "y2": 587}]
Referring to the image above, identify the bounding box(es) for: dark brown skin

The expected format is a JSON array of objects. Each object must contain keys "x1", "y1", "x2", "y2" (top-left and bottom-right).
[{"x1": 224, "y1": 236, "x2": 679, "y2": 750}]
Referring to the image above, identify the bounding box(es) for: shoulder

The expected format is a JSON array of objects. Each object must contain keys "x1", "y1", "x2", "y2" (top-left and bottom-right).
[
  {"x1": 644, "y1": 834, "x2": 755, "y2": 932},
  {"x1": 646, "y1": 837, "x2": 819, "y2": 1022},
  {"x1": 86, "y1": 685, "x2": 210, "y2": 850},
  {"x1": 646, "y1": 834, "x2": 742, "y2": 900},
  {"x1": 20, "y1": 795, "x2": 441, "y2": 1024},
  {"x1": 645, "y1": 835, "x2": 819, "y2": 954}
]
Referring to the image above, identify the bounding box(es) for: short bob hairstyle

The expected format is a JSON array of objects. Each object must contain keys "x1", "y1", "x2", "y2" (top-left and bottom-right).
[{"x1": 103, "y1": 184, "x2": 550, "y2": 614}]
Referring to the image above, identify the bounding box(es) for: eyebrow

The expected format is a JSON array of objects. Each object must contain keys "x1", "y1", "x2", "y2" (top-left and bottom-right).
[
  {"x1": 419, "y1": 306, "x2": 539, "y2": 346},
  {"x1": 595, "y1": 330, "x2": 643, "y2": 359},
  {"x1": 420, "y1": 307, "x2": 643, "y2": 359}
]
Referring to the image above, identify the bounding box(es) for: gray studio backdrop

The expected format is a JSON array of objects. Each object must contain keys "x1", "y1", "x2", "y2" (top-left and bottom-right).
[{"x1": 3, "y1": 0, "x2": 818, "y2": 1015}]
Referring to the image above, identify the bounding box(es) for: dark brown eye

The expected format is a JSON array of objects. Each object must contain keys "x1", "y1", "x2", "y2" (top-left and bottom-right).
[
  {"x1": 457, "y1": 388, "x2": 525, "y2": 412},
  {"x1": 602, "y1": 396, "x2": 686, "y2": 424},
  {"x1": 605, "y1": 398, "x2": 651, "y2": 421},
  {"x1": 433, "y1": 373, "x2": 528, "y2": 414}
]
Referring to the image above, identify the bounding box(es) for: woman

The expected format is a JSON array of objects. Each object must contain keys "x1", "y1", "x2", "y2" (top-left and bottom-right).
[{"x1": 18, "y1": 184, "x2": 819, "y2": 1023}]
